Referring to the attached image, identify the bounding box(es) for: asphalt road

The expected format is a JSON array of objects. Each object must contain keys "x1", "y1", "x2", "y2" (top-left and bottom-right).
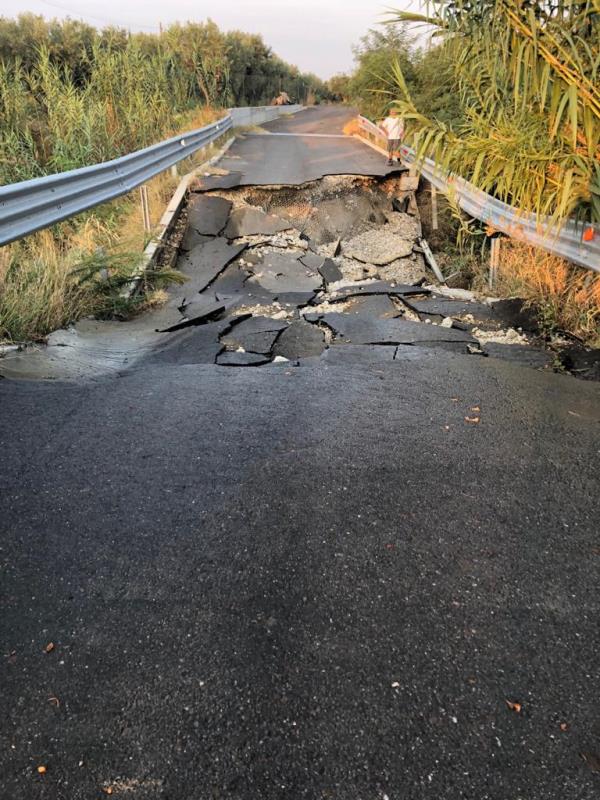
[
  {"x1": 1, "y1": 108, "x2": 600, "y2": 800},
  {"x1": 218, "y1": 106, "x2": 397, "y2": 185}
]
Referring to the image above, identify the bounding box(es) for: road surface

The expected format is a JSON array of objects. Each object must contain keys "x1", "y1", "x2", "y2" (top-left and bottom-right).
[
  {"x1": 1, "y1": 107, "x2": 599, "y2": 800},
  {"x1": 216, "y1": 106, "x2": 395, "y2": 186}
]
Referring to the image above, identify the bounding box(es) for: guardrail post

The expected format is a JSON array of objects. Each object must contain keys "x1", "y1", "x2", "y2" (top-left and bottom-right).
[
  {"x1": 140, "y1": 185, "x2": 151, "y2": 233},
  {"x1": 170, "y1": 165, "x2": 178, "y2": 179},
  {"x1": 431, "y1": 185, "x2": 438, "y2": 231},
  {"x1": 489, "y1": 237, "x2": 501, "y2": 290}
]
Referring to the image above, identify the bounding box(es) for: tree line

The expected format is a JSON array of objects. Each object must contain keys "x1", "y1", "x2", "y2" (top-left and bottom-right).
[{"x1": 0, "y1": 14, "x2": 332, "y2": 183}]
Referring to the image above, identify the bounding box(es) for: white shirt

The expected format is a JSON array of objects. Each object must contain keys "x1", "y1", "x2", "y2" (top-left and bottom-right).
[{"x1": 382, "y1": 116, "x2": 404, "y2": 140}]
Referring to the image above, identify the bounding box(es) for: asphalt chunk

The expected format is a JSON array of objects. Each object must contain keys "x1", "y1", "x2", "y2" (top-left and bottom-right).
[
  {"x1": 178, "y1": 239, "x2": 247, "y2": 292},
  {"x1": 224, "y1": 207, "x2": 290, "y2": 238},
  {"x1": 221, "y1": 316, "x2": 288, "y2": 354},
  {"x1": 249, "y1": 252, "x2": 322, "y2": 295},
  {"x1": 318, "y1": 258, "x2": 343, "y2": 285},
  {"x1": 272, "y1": 319, "x2": 327, "y2": 359},
  {"x1": 191, "y1": 172, "x2": 243, "y2": 192},
  {"x1": 186, "y1": 195, "x2": 232, "y2": 236},
  {"x1": 313, "y1": 314, "x2": 477, "y2": 346},
  {"x1": 329, "y1": 281, "x2": 429, "y2": 301},
  {"x1": 403, "y1": 295, "x2": 496, "y2": 325}
]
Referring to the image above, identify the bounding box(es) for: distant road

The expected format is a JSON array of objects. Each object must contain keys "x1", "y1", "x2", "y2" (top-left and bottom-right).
[{"x1": 218, "y1": 105, "x2": 395, "y2": 185}]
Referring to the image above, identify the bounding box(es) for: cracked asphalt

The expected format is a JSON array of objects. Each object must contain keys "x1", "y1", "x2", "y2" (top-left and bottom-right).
[{"x1": 1, "y1": 107, "x2": 600, "y2": 800}]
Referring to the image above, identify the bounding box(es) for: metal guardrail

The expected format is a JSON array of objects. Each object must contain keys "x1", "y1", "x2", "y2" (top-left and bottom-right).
[
  {"x1": 357, "y1": 116, "x2": 600, "y2": 273},
  {"x1": 0, "y1": 115, "x2": 233, "y2": 246}
]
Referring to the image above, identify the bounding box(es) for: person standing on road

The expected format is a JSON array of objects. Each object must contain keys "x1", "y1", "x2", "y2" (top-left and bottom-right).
[{"x1": 380, "y1": 109, "x2": 404, "y2": 167}]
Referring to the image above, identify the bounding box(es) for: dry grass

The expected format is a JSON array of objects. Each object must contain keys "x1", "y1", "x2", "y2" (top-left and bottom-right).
[
  {"x1": 491, "y1": 239, "x2": 600, "y2": 345},
  {"x1": 0, "y1": 107, "x2": 225, "y2": 343},
  {"x1": 0, "y1": 176, "x2": 171, "y2": 342},
  {"x1": 1, "y1": 227, "x2": 106, "y2": 342}
]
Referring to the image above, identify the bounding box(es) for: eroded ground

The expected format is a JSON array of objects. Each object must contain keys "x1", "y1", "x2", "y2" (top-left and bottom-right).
[{"x1": 141, "y1": 173, "x2": 564, "y2": 375}]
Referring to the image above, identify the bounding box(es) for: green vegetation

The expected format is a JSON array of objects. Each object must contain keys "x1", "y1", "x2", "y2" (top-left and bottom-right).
[
  {"x1": 0, "y1": 164, "x2": 192, "y2": 342},
  {"x1": 336, "y1": 3, "x2": 600, "y2": 345},
  {"x1": 336, "y1": 3, "x2": 599, "y2": 225},
  {"x1": 386, "y1": 1, "x2": 600, "y2": 227},
  {"x1": 328, "y1": 22, "x2": 464, "y2": 128},
  {"x1": 347, "y1": 26, "x2": 417, "y2": 119},
  {"x1": 0, "y1": 14, "x2": 331, "y2": 184}
]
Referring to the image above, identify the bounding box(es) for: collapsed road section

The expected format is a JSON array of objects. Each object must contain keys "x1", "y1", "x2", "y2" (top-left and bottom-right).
[
  {"x1": 1, "y1": 166, "x2": 594, "y2": 381},
  {"x1": 147, "y1": 171, "x2": 559, "y2": 373}
]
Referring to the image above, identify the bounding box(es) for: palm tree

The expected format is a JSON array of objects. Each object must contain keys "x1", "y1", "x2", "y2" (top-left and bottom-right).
[{"x1": 386, "y1": 1, "x2": 600, "y2": 225}]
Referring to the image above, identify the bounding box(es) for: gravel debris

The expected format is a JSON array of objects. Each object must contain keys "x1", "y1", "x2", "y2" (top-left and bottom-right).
[
  {"x1": 472, "y1": 327, "x2": 529, "y2": 345},
  {"x1": 332, "y1": 256, "x2": 376, "y2": 282},
  {"x1": 231, "y1": 303, "x2": 295, "y2": 320},
  {"x1": 384, "y1": 211, "x2": 421, "y2": 239},
  {"x1": 378, "y1": 254, "x2": 427, "y2": 285},
  {"x1": 343, "y1": 229, "x2": 414, "y2": 265},
  {"x1": 301, "y1": 299, "x2": 354, "y2": 316}
]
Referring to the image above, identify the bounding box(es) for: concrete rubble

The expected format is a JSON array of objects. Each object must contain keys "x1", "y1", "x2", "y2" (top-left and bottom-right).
[
  {"x1": 149, "y1": 172, "x2": 557, "y2": 371},
  {"x1": 343, "y1": 228, "x2": 414, "y2": 264}
]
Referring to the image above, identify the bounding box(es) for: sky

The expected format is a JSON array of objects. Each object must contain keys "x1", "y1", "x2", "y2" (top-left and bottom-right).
[{"x1": 3, "y1": 0, "x2": 423, "y2": 79}]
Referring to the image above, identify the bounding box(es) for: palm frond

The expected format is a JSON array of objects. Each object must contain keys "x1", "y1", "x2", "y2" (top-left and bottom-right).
[{"x1": 384, "y1": 0, "x2": 600, "y2": 225}]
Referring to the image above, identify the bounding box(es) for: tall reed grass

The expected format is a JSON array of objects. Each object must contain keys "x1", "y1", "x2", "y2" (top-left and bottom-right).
[{"x1": 0, "y1": 44, "x2": 198, "y2": 184}]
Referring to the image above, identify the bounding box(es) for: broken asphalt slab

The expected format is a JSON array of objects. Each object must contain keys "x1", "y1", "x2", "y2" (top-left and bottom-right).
[
  {"x1": 310, "y1": 313, "x2": 478, "y2": 346},
  {"x1": 221, "y1": 315, "x2": 288, "y2": 337},
  {"x1": 180, "y1": 229, "x2": 214, "y2": 253},
  {"x1": 191, "y1": 171, "x2": 243, "y2": 192},
  {"x1": 404, "y1": 295, "x2": 541, "y2": 333},
  {"x1": 342, "y1": 294, "x2": 400, "y2": 319},
  {"x1": 299, "y1": 252, "x2": 325, "y2": 272},
  {"x1": 224, "y1": 207, "x2": 291, "y2": 238},
  {"x1": 403, "y1": 295, "x2": 496, "y2": 325},
  {"x1": 209, "y1": 263, "x2": 253, "y2": 296},
  {"x1": 147, "y1": 319, "x2": 230, "y2": 366},
  {"x1": 272, "y1": 319, "x2": 327, "y2": 359},
  {"x1": 208, "y1": 263, "x2": 283, "y2": 306},
  {"x1": 328, "y1": 281, "x2": 429, "y2": 301},
  {"x1": 222, "y1": 329, "x2": 282, "y2": 355},
  {"x1": 318, "y1": 258, "x2": 343, "y2": 285},
  {"x1": 248, "y1": 252, "x2": 323, "y2": 294},
  {"x1": 221, "y1": 316, "x2": 288, "y2": 355},
  {"x1": 275, "y1": 291, "x2": 318, "y2": 306},
  {"x1": 186, "y1": 195, "x2": 232, "y2": 236},
  {"x1": 177, "y1": 239, "x2": 247, "y2": 293}
]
